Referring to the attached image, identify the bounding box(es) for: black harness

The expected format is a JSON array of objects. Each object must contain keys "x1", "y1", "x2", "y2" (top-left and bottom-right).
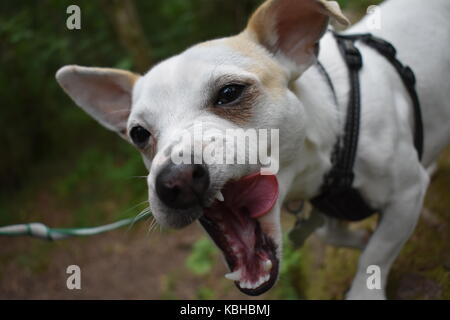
[{"x1": 310, "y1": 32, "x2": 424, "y2": 221}]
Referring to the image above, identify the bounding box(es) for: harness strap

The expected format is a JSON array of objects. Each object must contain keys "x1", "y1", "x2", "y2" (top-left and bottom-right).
[
  {"x1": 316, "y1": 60, "x2": 338, "y2": 106},
  {"x1": 311, "y1": 32, "x2": 424, "y2": 221},
  {"x1": 317, "y1": 35, "x2": 364, "y2": 192},
  {"x1": 311, "y1": 35, "x2": 374, "y2": 221},
  {"x1": 365, "y1": 35, "x2": 423, "y2": 160},
  {"x1": 335, "y1": 36, "x2": 362, "y2": 189},
  {"x1": 335, "y1": 33, "x2": 424, "y2": 160}
]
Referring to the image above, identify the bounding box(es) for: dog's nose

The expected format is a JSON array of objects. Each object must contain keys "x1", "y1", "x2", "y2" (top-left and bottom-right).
[{"x1": 155, "y1": 163, "x2": 210, "y2": 209}]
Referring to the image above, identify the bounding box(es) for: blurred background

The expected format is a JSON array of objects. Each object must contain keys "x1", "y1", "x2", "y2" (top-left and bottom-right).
[{"x1": 0, "y1": 0, "x2": 448, "y2": 299}]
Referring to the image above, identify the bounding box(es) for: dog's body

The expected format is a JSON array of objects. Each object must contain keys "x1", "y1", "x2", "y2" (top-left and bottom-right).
[
  {"x1": 56, "y1": 0, "x2": 450, "y2": 299},
  {"x1": 289, "y1": 0, "x2": 450, "y2": 298}
]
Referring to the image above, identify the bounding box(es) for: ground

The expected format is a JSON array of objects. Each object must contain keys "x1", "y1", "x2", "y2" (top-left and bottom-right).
[
  {"x1": 0, "y1": 148, "x2": 449, "y2": 299},
  {"x1": 297, "y1": 148, "x2": 450, "y2": 300}
]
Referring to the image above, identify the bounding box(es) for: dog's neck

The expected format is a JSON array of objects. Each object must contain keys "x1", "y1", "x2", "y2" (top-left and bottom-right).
[
  {"x1": 298, "y1": 65, "x2": 341, "y2": 152},
  {"x1": 286, "y1": 60, "x2": 345, "y2": 200}
]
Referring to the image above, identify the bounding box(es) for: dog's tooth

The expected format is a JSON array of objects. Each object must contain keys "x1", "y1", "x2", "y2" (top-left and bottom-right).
[
  {"x1": 224, "y1": 270, "x2": 241, "y2": 281},
  {"x1": 215, "y1": 191, "x2": 224, "y2": 202},
  {"x1": 263, "y1": 259, "x2": 272, "y2": 272},
  {"x1": 239, "y1": 281, "x2": 247, "y2": 289},
  {"x1": 256, "y1": 277, "x2": 264, "y2": 287},
  {"x1": 264, "y1": 274, "x2": 270, "y2": 282}
]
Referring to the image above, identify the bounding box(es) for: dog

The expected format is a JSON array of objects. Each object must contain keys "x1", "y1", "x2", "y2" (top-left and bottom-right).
[{"x1": 55, "y1": 0, "x2": 450, "y2": 299}]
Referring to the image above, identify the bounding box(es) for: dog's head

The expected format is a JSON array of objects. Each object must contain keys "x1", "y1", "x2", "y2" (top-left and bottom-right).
[{"x1": 56, "y1": 0, "x2": 347, "y2": 296}]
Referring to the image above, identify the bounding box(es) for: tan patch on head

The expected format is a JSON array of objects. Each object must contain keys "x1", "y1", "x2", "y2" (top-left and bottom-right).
[
  {"x1": 87, "y1": 67, "x2": 141, "y2": 86},
  {"x1": 208, "y1": 81, "x2": 260, "y2": 126},
  {"x1": 196, "y1": 32, "x2": 289, "y2": 126},
  {"x1": 224, "y1": 33, "x2": 286, "y2": 94},
  {"x1": 246, "y1": 0, "x2": 275, "y2": 48},
  {"x1": 243, "y1": 0, "x2": 349, "y2": 69},
  {"x1": 196, "y1": 39, "x2": 221, "y2": 48},
  {"x1": 209, "y1": 105, "x2": 253, "y2": 126},
  {"x1": 246, "y1": 0, "x2": 349, "y2": 42},
  {"x1": 202, "y1": 33, "x2": 289, "y2": 126}
]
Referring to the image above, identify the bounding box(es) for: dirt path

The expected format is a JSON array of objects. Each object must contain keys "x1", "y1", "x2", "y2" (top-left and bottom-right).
[
  {"x1": 0, "y1": 222, "x2": 271, "y2": 299},
  {"x1": 1, "y1": 149, "x2": 449, "y2": 300}
]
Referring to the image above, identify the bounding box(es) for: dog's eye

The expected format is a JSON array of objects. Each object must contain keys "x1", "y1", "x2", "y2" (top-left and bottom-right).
[
  {"x1": 130, "y1": 126, "x2": 151, "y2": 148},
  {"x1": 215, "y1": 84, "x2": 246, "y2": 106}
]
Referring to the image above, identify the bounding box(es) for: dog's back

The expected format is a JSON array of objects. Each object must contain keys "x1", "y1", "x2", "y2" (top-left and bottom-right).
[{"x1": 349, "y1": 0, "x2": 450, "y2": 164}]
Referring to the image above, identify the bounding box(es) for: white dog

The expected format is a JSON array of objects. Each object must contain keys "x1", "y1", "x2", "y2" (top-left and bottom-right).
[{"x1": 55, "y1": 0, "x2": 450, "y2": 299}]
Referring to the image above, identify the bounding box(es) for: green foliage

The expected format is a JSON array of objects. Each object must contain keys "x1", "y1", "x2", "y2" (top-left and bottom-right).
[
  {"x1": 0, "y1": 0, "x2": 125, "y2": 188},
  {"x1": 186, "y1": 237, "x2": 217, "y2": 276},
  {"x1": 196, "y1": 286, "x2": 216, "y2": 300},
  {"x1": 337, "y1": 0, "x2": 383, "y2": 10},
  {"x1": 160, "y1": 274, "x2": 178, "y2": 300},
  {"x1": 135, "y1": 0, "x2": 260, "y2": 61},
  {"x1": 0, "y1": 0, "x2": 262, "y2": 226},
  {"x1": 271, "y1": 234, "x2": 305, "y2": 299}
]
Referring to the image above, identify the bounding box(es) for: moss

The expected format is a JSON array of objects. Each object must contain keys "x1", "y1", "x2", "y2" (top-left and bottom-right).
[
  {"x1": 300, "y1": 243, "x2": 359, "y2": 300},
  {"x1": 296, "y1": 147, "x2": 450, "y2": 299},
  {"x1": 426, "y1": 267, "x2": 450, "y2": 300},
  {"x1": 387, "y1": 148, "x2": 450, "y2": 299},
  {"x1": 159, "y1": 273, "x2": 178, "y2": 300}
]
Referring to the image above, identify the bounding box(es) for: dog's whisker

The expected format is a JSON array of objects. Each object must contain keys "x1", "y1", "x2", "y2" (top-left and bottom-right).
[
  {"x1": 134, "y1": 210, "x2": 149, "y2": 222},
  {"x1": 148, "y1": 219, "x2": 156, "y2": 233},
  {"x1": 125, "y1": 205, "x2": 153, "y2": 233},
  {"x1": 147, "y1": 217, "x2": 160, "y2": 236},
  {"x1": 122, "y1": 200, "x2": 149, "y2": 215}
]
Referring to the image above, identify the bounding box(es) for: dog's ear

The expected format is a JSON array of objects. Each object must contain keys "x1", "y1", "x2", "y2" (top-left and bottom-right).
[
  {"x1": 245, "y1": 0, "x2": 349, "y2": 78},
  {"x1": 55, "y1": 65, "x2": 140, "y2": 137}
]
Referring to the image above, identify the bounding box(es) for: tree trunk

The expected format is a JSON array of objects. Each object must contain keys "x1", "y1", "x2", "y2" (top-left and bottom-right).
[{"x1": 101, "y1": 0, "x2": 152, "y2": 73}]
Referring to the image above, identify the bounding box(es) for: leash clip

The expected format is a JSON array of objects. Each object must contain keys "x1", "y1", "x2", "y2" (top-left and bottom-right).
[
  {"x1": 288, "y1": 209, "x2": 325, "y2": 249},
  {"x1": 285, "y1": 200, "x2": 305, "y2": 216}
]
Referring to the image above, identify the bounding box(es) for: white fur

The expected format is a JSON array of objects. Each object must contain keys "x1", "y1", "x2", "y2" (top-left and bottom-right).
[
  {"x1": 56, "y1": 0, "x2": 450, "y2": 299},
  {"x1": 290, "y1": 0, "x2": 450, "y2": 299}
]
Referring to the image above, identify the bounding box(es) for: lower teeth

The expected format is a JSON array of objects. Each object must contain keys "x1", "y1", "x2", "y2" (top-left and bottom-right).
[
  {"x1": 224, "y1": 270, "x2": 241, "y2": 281},
  {"x1": 225, "y1": 260, "x2": 272, "y2": 289},
  {"x1": 239, "y1": 276, "x2": 269, "y2": 290}
]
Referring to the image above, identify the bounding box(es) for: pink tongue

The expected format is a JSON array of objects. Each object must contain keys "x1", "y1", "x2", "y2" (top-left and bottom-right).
[{"x1": 223, "y1": 173, "x2": 279, "y2": 218}]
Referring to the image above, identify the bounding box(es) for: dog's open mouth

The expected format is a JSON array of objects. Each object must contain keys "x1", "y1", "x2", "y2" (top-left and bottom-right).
[{"x1": 199, "y1": 173, "x2": 279, "y2": 296}]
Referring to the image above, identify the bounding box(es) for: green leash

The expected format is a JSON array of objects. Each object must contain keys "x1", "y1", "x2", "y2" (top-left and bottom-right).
[{"x1": 0, "y1": 211, "x2": 152, "y2": 241}]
